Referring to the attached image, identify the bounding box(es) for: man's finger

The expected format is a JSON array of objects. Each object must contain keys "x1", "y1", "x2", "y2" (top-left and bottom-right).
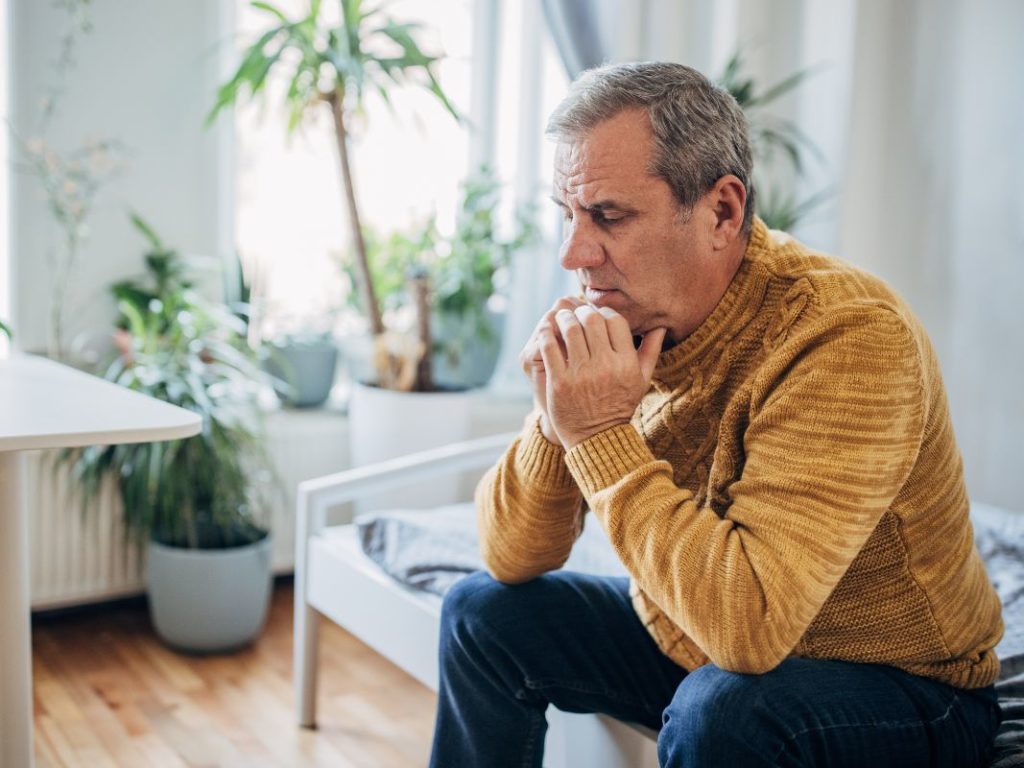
[
  {"x1": 550, "y1": 295, "x2": 585, "y2": 314},
  {"x1": 537, "y1": 325, "x2": 567, "y2": 378},
  {"x1": 554, "y1": 308, "x2": 590, "y2": 361},
  {"x1": 596, "y1": 306, "x2": 634, "y2": 353},
  {"x1": 637, "y1": 327, "x2": 668, "y2": 382},
  {"x1": 523, "y1": 309, "x2": 568, "y2": 368},
  {"x1": 573, "y1": 305, "x2": 612, "y2": 356},
  {"x1": 543, "y1": 297, "x2": 583, "y2": 351}
]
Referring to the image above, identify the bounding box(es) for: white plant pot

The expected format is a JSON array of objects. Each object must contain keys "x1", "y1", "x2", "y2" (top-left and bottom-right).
[
  {"x1": 146, "y1": 534, "x2": 273, "y2": 653},
  {"x1": 349, "y1": 381, "x2": 475, "y2": 513}
]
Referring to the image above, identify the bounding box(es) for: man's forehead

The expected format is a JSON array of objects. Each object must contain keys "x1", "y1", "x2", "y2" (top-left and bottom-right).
[
  {"x1": 553, "y1": 140, "x2": 652, "y2": 203},
  {"x1": 552, "y1": 110, "x2": 654, "y2": 195}
]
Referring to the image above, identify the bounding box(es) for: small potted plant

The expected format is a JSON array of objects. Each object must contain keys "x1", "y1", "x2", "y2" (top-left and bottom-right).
[
  {"x1": 262, "y1": 328, "x2": 340, "y2": 408},
  {"x1": 59, "y1": 215, "x2": 276, "y2": 652},
  {"x1": 343, "y1": 167, "x2": 535, "y2": 391}
]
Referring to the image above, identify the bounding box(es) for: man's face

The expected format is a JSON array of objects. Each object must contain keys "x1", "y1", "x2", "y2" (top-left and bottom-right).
[{"x1": 552, "y1": 108, "x2": 722, "y2": 343}]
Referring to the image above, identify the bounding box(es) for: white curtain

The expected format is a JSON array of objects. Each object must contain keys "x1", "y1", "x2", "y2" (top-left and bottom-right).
[
  {"x1": 839, "y1": 0, "x2": 1024, "y2": 511},
  {"x1": 488, "y1": 0, "x2": 1023, "y2": 509}
]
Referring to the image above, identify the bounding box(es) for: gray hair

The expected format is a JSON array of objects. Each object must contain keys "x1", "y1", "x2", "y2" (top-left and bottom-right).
[{"x1": 546, "y1": 61, "x2": 755, "y2": 234}]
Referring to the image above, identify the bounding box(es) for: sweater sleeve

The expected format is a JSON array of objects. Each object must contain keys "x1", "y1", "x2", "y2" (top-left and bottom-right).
[
  {"x1": 475, "y1": 411, "x2": 586, "y2": 583},
  {"x1": 563, "y1": 306, "x2": 927, "y2": 673}
]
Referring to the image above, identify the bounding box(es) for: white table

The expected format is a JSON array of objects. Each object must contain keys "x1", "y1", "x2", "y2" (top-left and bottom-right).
[{"x1": 0, "y1": 354, "x2": 202, "y2": 767}]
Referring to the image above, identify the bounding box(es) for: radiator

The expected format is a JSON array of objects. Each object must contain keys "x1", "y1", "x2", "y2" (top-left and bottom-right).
[
  {"x1": 28, "y1": 453, "x2": 145, "y2": 610},
  {"x1": 28, "y1": 409, "x2": 351, "y2": 611}
]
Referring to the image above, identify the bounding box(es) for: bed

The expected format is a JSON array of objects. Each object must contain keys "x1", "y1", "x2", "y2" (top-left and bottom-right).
[{"x1": 292, "y1": 432, "x2": 1024, "y2": 767}]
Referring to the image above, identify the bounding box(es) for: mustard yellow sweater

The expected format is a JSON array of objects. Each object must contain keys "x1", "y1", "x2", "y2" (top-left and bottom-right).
[{"x1": 476, "y1": 217, "x2": 1003, "y2": 689}]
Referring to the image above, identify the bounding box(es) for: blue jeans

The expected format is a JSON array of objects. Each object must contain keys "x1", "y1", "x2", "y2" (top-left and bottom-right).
[{"x1": 429, "y1": 570, "x2": 1001, "y2": 767}]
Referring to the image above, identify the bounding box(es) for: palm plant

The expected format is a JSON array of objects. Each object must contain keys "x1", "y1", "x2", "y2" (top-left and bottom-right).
[
  {"x1": 207, "y1": 0, "x2": 459, "y2": 386},
  {"x1": 58, "y1": 216, "x2": 272, "y2": 550},
  {"x1": 716, "y1": 51, "x2": 830, "y2": 230}
]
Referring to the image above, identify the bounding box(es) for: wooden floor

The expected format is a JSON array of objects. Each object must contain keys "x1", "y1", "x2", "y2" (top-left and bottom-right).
[{"x1": 32, "y1": 580, "x2": 437, "y2": 767}]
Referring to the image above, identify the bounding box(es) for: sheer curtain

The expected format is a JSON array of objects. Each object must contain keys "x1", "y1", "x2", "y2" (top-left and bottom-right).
[
  {"x1": 540, "y1": 0, "x2": 606, "y2": 77},
  {"x1": 840, "y1": 0, "x2": 1024, "y2": 510},
  {"x1": 495, "y1": 0, "x2": 1023, "y2": 508}
]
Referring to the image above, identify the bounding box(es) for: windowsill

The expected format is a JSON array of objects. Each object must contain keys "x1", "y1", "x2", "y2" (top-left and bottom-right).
[{"x1": 260, "y1": 382, "x2": 532, "y2": 429}]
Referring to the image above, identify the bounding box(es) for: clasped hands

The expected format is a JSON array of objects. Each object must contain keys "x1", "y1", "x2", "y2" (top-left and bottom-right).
[{"x1": 519, "y1": 296, "x2": 667, "y2": 450}]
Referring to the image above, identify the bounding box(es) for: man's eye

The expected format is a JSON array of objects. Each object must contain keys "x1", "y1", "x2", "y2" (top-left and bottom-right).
[{"x1": 596, "y1": 213, "x2": 624, "y2": 226}]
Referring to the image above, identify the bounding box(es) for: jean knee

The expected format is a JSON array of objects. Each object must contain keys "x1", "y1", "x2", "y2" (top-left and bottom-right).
[
  {"x1": 439, "y1": 570, "x2": 516, "y2": 644},
  {"x1": 659, "y1": 665, "x2": 761, "y2": 760}
]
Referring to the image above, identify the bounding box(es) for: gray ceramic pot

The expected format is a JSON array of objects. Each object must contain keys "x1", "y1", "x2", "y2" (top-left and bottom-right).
[
  {"x1": 146, "y1": 534, "x2": 273, "y2": 652},
  {"x1": 432, "y1": 308, "x2": 504, "y2": 389},
  {"x1": 264, "y1": 335, "x2": 339, "y2": 408}
]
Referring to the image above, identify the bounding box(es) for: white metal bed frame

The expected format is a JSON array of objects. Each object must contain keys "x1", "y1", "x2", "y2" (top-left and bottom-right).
[{"x1": 292, "y1": 431, "x2": 658, "y2": 767}]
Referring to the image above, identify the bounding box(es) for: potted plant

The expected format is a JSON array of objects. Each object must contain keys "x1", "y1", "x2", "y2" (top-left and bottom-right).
[
  {"x1": 59, "y1": 215, "x2": 276, "y2": 652},
  {"x1": 344, "y1": 166, "x2": 535, "y2": 390},
  {"x1": 207, "y1": 0, "x2": 459, "y2": 390},
  {"x1": 262, "y1": 330, "x2": 340, "y2": 408},
  {"x1": 716, "y1": 51, "x2": 831, "y2": 230},
  {"x1": 335, "y1": 167, "x2": 535, "y2": 511}
]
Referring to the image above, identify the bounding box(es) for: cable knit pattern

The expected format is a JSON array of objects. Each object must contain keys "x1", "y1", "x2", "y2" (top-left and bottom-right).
[{"x1": 476, "y1": 217, "x2": 1003, "y2": 689}]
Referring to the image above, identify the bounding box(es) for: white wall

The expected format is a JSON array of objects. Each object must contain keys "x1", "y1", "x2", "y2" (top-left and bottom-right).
[
  {"x1": 1, "y1": 0, "x2": 11, "y2": 359},
  {"x1": 9, "y1": 0, "x2": 233, "y2": 356}
]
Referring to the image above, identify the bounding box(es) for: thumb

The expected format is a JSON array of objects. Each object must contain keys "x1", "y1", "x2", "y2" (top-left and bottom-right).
[{"x1": 637, "y1": 327, "x2": 667, "y2": 382}]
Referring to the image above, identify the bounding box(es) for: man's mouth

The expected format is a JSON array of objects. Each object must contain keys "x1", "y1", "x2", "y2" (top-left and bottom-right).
[{"x1": 584, "y1": 286, "x2": 620, "y2": 304}]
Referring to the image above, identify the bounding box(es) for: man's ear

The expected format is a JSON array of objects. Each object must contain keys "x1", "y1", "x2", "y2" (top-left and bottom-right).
[{"x1": 707, "y1": 175, "x2": 747, "y2": 250}]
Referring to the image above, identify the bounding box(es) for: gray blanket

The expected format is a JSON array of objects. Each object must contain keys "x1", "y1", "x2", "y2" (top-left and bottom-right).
[{"x1": 357, "y1": 500, "x2": 1024, "y2": 764}]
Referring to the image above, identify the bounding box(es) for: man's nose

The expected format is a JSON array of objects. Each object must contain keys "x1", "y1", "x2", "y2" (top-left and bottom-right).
[{"x1": 559, "y1": 219, "x2": 604, "y2": 270}]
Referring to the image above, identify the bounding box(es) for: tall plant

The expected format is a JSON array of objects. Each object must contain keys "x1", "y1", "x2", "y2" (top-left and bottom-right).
[{"x1": 208, "y1": 0, "x2": 459, "y2": 385}]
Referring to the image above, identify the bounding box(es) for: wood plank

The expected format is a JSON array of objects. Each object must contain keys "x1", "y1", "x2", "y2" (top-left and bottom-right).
[{"x1": 33, "y1": 580, "x2": 438, "y2": 767}]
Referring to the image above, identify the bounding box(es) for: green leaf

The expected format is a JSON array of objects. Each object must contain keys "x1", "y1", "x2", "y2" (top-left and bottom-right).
[
  {"x1": 251, "y1": 0, "x2": 289, "y2": 23},
  {"x1": 130, "y1": 212, "x2": 163, "y2": 250},
  {"x1": 205, "y1": 26, "x2": 287, "y2": 124},
  {"x1": 745, "y1": 64, "x2": 825, "y2": 109}
]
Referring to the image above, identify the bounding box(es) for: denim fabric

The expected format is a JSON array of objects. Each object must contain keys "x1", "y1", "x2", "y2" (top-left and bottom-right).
[{"x1": 429, "y1": 570, "x2": 1002, "y2": 768}]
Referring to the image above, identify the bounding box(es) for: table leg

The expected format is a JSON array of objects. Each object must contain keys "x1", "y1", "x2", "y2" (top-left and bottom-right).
[{"x1": 0, "y1": 450, "x2": 33, "y2": 768}]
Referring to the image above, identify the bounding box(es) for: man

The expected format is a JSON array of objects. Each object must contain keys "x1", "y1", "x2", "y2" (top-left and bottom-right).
[{"x1": 429, "y1": 62, "x2": 1004, "y2": 767}]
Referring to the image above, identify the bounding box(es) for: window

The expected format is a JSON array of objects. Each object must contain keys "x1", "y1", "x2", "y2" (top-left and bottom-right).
[
  {"x1": 234, "y1": 0, "x2": 473, "y2": 337},
  {"x1": 234, "y1": 0, "x2": 569, "y2": 398}
]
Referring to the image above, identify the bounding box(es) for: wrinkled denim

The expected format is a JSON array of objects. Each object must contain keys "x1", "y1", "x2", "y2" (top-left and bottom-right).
[{"x1": 429, "y1": 570, "x2": 1001, "y2": 767}]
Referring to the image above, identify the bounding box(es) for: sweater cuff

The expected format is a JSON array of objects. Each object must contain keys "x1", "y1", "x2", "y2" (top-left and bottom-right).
[
  {"x1": 565, "y1": 423, "x2": 656, "y2": 498},
  {"x1": 513, "y1": 413, "x2": 575, "y2": 487}
]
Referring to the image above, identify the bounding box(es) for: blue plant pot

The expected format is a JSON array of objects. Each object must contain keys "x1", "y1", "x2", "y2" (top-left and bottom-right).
[
  {"x1": 263, "y1": 336, "x2": 339, "y2": 408},
  {"x1": 147, "y1": 534, "x2": 273, "y2": 653}
]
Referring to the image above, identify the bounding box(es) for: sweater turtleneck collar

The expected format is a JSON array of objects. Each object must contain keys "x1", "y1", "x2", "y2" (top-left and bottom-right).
[{"x1": 652, "y1": 217, "x2": 774, "y2": 383}]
